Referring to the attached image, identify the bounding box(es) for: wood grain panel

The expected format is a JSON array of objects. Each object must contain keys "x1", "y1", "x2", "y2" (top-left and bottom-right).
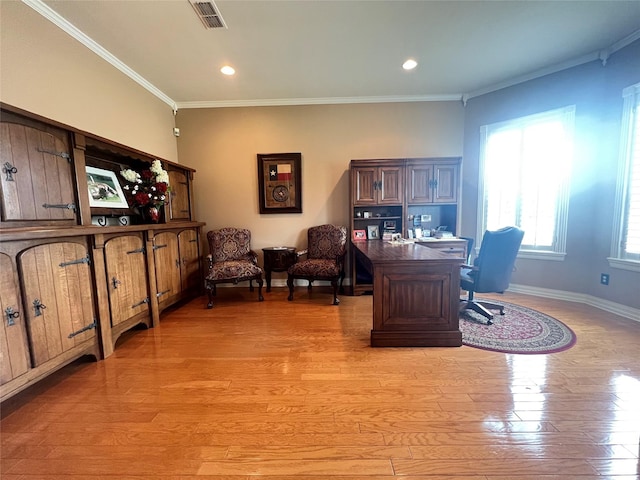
[
  {"x1": 0, "y1": 253, "x2": 30, "y2": 384},
  {"x1": 105, "y1": 235, "x2": 149, "y2": 327},
  {"x1": 18, "y1": 242, "x2": 95, "y2": 366}
]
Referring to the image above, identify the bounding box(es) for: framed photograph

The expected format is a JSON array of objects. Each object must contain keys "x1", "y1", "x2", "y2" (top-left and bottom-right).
[
  {"x1": 383, "y1": 220, "x2": 396, "y2": 230},
  {"x1": 86, "y1": 166, "x2": 129, "y2": 209},
  {"x1": 352, "y1": 229, "x2": 366, "y2": 241},
  {"x1": 367, "y1": 225, "x2": 379, "y2": 240},
  {"x1": 257, "y1": 152, "x2": 302, "y2": 214}
]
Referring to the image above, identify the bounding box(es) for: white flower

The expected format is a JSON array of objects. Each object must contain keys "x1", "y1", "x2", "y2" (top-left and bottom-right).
[
  {"x1": 120, "y1": 169, "x2": 140, "y2": 183},
  {"x1": 155, "y1": 170, "x2": 169, "y2": 185},
  {"x1": 150, "y1": 160, "x2": 165, "y2": 175}
]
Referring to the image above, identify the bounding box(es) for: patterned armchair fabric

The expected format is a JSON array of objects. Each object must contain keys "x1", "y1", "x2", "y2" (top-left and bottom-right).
[
  {"x1": 287, "y1": 224, "x2": 347, "y2": 305},
  {"x1": 205, "y1": 228, "x2": 264, "y2": 308}
]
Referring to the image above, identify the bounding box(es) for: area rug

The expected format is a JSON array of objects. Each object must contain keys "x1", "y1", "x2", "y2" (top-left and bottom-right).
[{"x1": 459, "y1": 299, "x2": 577, "y2": 354}]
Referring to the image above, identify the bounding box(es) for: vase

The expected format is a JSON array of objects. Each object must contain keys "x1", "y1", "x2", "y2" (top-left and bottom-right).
[{"x1": 140, "y1": 205, "x2": 160, "y2": 224}]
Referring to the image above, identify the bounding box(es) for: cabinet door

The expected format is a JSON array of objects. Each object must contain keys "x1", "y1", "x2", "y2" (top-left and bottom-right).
[
  {"x1": 168, "y1": 170, "x2": 191, "y2": 221},
  {"x1": 378, "y1": 166, "x2": 403, "y2": 204},
  {"x1": 153, "y1": 232, "x2": 181, "y2": 302},
  {"x1": 19, "y1": 243, "x2": 96, "y2": 367},
  {"x1": 105, "y1": 235, "x2": 149, "y2": 327},
  {"x1": 433, "y1": 163, "x2": 458, "y2": 203},
  {"x1": 0, "y1": 253, "x2": 30, "y2": 384},
  {"x1": 178, "y1": 229, "x2": 200, "y2": 292},
  {"x1": 407, "y1": 164, "x2": 434, "y2": 204},
  {"x1": 0, "y1": 122, "x2": 75, "y2": 222},
  {"x1": 352, "y1": 167, "x2": 377, "y2": 205}
]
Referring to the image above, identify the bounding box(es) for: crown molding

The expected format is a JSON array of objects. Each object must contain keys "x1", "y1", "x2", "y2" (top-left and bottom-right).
[
  {"x1": 22, "y1": 0, "x2": 178, "y2": 112},
  {"x1": 23, "y1": 0, "x2": 639, "y2": 112},
  {"x1": 176, "y1": 94, "x2": 463, "y2": 110}
]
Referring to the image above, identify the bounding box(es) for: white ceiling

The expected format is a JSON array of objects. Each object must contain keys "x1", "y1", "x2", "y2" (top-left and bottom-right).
[{"x1": 36, "y1": 0, "x2": 640, "y2": 109}]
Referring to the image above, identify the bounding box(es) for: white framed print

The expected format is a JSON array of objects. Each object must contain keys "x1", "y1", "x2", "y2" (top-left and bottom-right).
[{"x1": 86, "y1": 166, "x2": 129, "y2": 208}]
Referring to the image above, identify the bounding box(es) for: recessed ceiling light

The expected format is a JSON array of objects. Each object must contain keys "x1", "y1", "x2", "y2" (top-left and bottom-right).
[
  {"x1": 221, "y1": 65, "x2": 235, "y2": 75},
  {"x1": 403, "y1": 59, "x2": 417, "y2": 70}
]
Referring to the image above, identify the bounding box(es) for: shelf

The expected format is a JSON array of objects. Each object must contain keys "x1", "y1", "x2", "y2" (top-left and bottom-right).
[{"x1": 354, "y1": 216, "x2": 402, "y2": 220}]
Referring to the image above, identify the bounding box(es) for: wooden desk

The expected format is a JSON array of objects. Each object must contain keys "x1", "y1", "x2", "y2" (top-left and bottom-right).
[{"x1": 353, "y1": 241, "x2": 462, "y2": 347}]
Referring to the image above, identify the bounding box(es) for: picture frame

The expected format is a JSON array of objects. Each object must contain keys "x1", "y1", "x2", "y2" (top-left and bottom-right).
[
  {"x1": 352, "y1": 229, "x2": 366, "y2": 241},
  {"x1": 257, "y1": 152, "x2": 302, "y2": 214},
  {"x1": 367, "y1": 225, "x2": 379, "y2": 240},
  {"x1": 85, "y1": 166, "x2": 129, "y2": 209},
  {"x1": 383, "y1": 220, "x2": 396, "y2": 230}
]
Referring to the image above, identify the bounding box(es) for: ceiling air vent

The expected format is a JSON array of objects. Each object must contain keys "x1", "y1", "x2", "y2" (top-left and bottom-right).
[{"x1": 189, "y1": 0, "x2": 227, "y2": 29}]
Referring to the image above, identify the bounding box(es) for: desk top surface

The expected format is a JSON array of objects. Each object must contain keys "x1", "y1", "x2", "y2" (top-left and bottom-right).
[{"x1": 353, "y1": 240, "x2": 462, "y2": 264}]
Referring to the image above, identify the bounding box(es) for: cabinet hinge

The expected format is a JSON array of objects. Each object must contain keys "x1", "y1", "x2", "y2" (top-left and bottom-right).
[
  {"x1": 59, "y1": 255, "x2": 90, "y2": 268},
  {"x1": 36, "y1": 148, "x2": 71, "y2": 162},
  {"x1": 132, "y1": 298, "x2": 150, "y2": 309},
  {"x1": 2, "y1": 162, "x2": 18, "y2": 181},
  {"x1": 68, "y1": 320, "x2": 97, "y2": 339},
  {"x1": 43, "y1": 203, "x2": 76, "y2": 211},
  {"x1": 153, "y1": 244, "x2": 167, "y2": 251},
  {"x1": 5, "y1": 306, "x2": 20, "y2": 326},
  {"x1": 127, "y1": 247, "x2": 146, "y2": 255}
]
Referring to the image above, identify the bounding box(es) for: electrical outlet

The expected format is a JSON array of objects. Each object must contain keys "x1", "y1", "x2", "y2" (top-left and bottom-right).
[{"x1": 600, "y1": 273, "x2": 609, "y2": 285}]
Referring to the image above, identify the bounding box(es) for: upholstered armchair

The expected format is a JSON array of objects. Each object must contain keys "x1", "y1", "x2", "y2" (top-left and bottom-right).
[
  {"x1": 287, "y1": 224, "x2": 347, "y2": 305},
  {"x1": 460, "y1": 226, "x2": 524, "y2": 324},
  {"x1": 205, "y1": 228, "x2": 264, "y2": 308}
]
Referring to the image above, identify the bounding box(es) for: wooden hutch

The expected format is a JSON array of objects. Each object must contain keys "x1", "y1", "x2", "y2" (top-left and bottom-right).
[
  {"x1": 349, "y1": 157, "x2": 463, "y2": 295},
  {"x1": 0, "y1": 103, "x2": 204, "y2": 402}
]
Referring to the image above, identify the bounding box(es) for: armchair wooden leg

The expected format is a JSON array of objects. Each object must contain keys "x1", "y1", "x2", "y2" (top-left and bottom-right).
[
  {"x1": 287, "y1": 275, "x2": 294, "y2": 301},
  {"x1": 257, "y1": 276, "x2": 264, "y2": 302},
  {"x1": 331, "y1": 279, "x2": 340, "y2": 305},
  {"x1": 205, "y1": 281, "x2": 215, "y2": 309}
]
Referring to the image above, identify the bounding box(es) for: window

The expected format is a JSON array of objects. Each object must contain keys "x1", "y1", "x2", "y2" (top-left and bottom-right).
[
  {"x1": 479, "y1": 106, "x2": 575, "y2": 260},
  {"x1": 610, "y1": 82, "x2": 640, "y2": 270}
]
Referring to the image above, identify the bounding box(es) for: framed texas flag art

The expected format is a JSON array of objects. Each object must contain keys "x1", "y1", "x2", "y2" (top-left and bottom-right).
[{"x1": 257, "y1": 152, "x2": 302, "y2": 214}]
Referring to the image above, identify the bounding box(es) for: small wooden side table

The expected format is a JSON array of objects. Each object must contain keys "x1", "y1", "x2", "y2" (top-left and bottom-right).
[{"x1": 262, "y1": 247, "x2": 296, "y2": 292}]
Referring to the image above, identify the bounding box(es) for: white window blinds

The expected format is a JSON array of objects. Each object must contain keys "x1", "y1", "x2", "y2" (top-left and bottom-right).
[{"x1": 479, "y1": 106, "x2": 574, "y2": 258}]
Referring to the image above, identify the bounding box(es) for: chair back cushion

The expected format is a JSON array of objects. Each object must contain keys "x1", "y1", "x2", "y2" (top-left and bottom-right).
[
  {"x1": 307, "y1": 224, "x2": 347, "y2": 260},
  {"x1": 472, "y1": 226, "x2": 524, "y2": 293},
  {"x1": 208, "y1": 228, "x2": 252, "y2": 262}
]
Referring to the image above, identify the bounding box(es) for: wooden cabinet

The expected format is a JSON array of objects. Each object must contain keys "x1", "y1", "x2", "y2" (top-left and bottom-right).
[
  {"x1": 407, "y1": 159, "x2": 459, "y2": 204},
  {"x1": 0, "y1": 253, "x2": 30, "y2": 385},
  {"x1": 0, "y1": 238, "x2": 100, "y2": 401},
  {"x1": 352, "y1": 163, "x2": 403, "y2": 205},
  {"x1": 152, "y1": 228, "x2": 201, "y2": 311},
  {"x1": 1, "y1": 118, "x2": 76, "y2": 226},
  {"x1": 0, "y1": 103, "x2": 204, "y2": 403},
  {"x1": 178, "y1": 229, "x2": 201, "y2": 292},
  {"x1": 349, "y1": 157, "x2": 461, "y2": 296},
  {"x1": 168, "y1": 169, "x2": 192, "y2": 221},
  {"x1": 104, "y1": 234, "x2": 151, "y2": 341},
  {"x1": 19, "y1": 241, "x2": 98, "y2": 366}
]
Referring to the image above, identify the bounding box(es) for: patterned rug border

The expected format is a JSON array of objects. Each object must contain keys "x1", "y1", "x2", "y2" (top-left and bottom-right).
[{"x1": 460, "y1": 299, "x2": 577, "y2": 355}]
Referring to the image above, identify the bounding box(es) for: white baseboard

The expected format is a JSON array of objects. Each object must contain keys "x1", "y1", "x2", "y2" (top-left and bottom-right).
[{"x1": 509, "y1": 284, "x2": 640, "y2": 323}]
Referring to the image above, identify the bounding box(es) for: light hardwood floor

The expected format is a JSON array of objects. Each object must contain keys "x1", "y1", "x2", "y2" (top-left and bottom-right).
[{"x1": 1, "y1": 288, "x2": 639, "y2": 479}]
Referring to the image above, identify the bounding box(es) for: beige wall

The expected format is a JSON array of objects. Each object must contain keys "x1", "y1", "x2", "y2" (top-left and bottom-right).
[
  {"x1": 176, "y1": 102, "x2": 465, "y2": 263},
  {"x1": 0, "y1": 1, "x2": 178, "y2": 162}
]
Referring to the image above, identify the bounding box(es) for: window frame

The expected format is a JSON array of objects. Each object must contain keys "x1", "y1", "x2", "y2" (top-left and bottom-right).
[
  {"x1": 609, "y1": 82, "x2": 640, "y2": 272},
  {"x1": 478, "y1": 106, "x2": 575, "y2": 261}
]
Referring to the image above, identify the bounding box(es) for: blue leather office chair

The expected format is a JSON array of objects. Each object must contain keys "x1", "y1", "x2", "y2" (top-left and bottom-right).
[{"x1": 460, "y1": 226, "x2": 524, "y2": 324}]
